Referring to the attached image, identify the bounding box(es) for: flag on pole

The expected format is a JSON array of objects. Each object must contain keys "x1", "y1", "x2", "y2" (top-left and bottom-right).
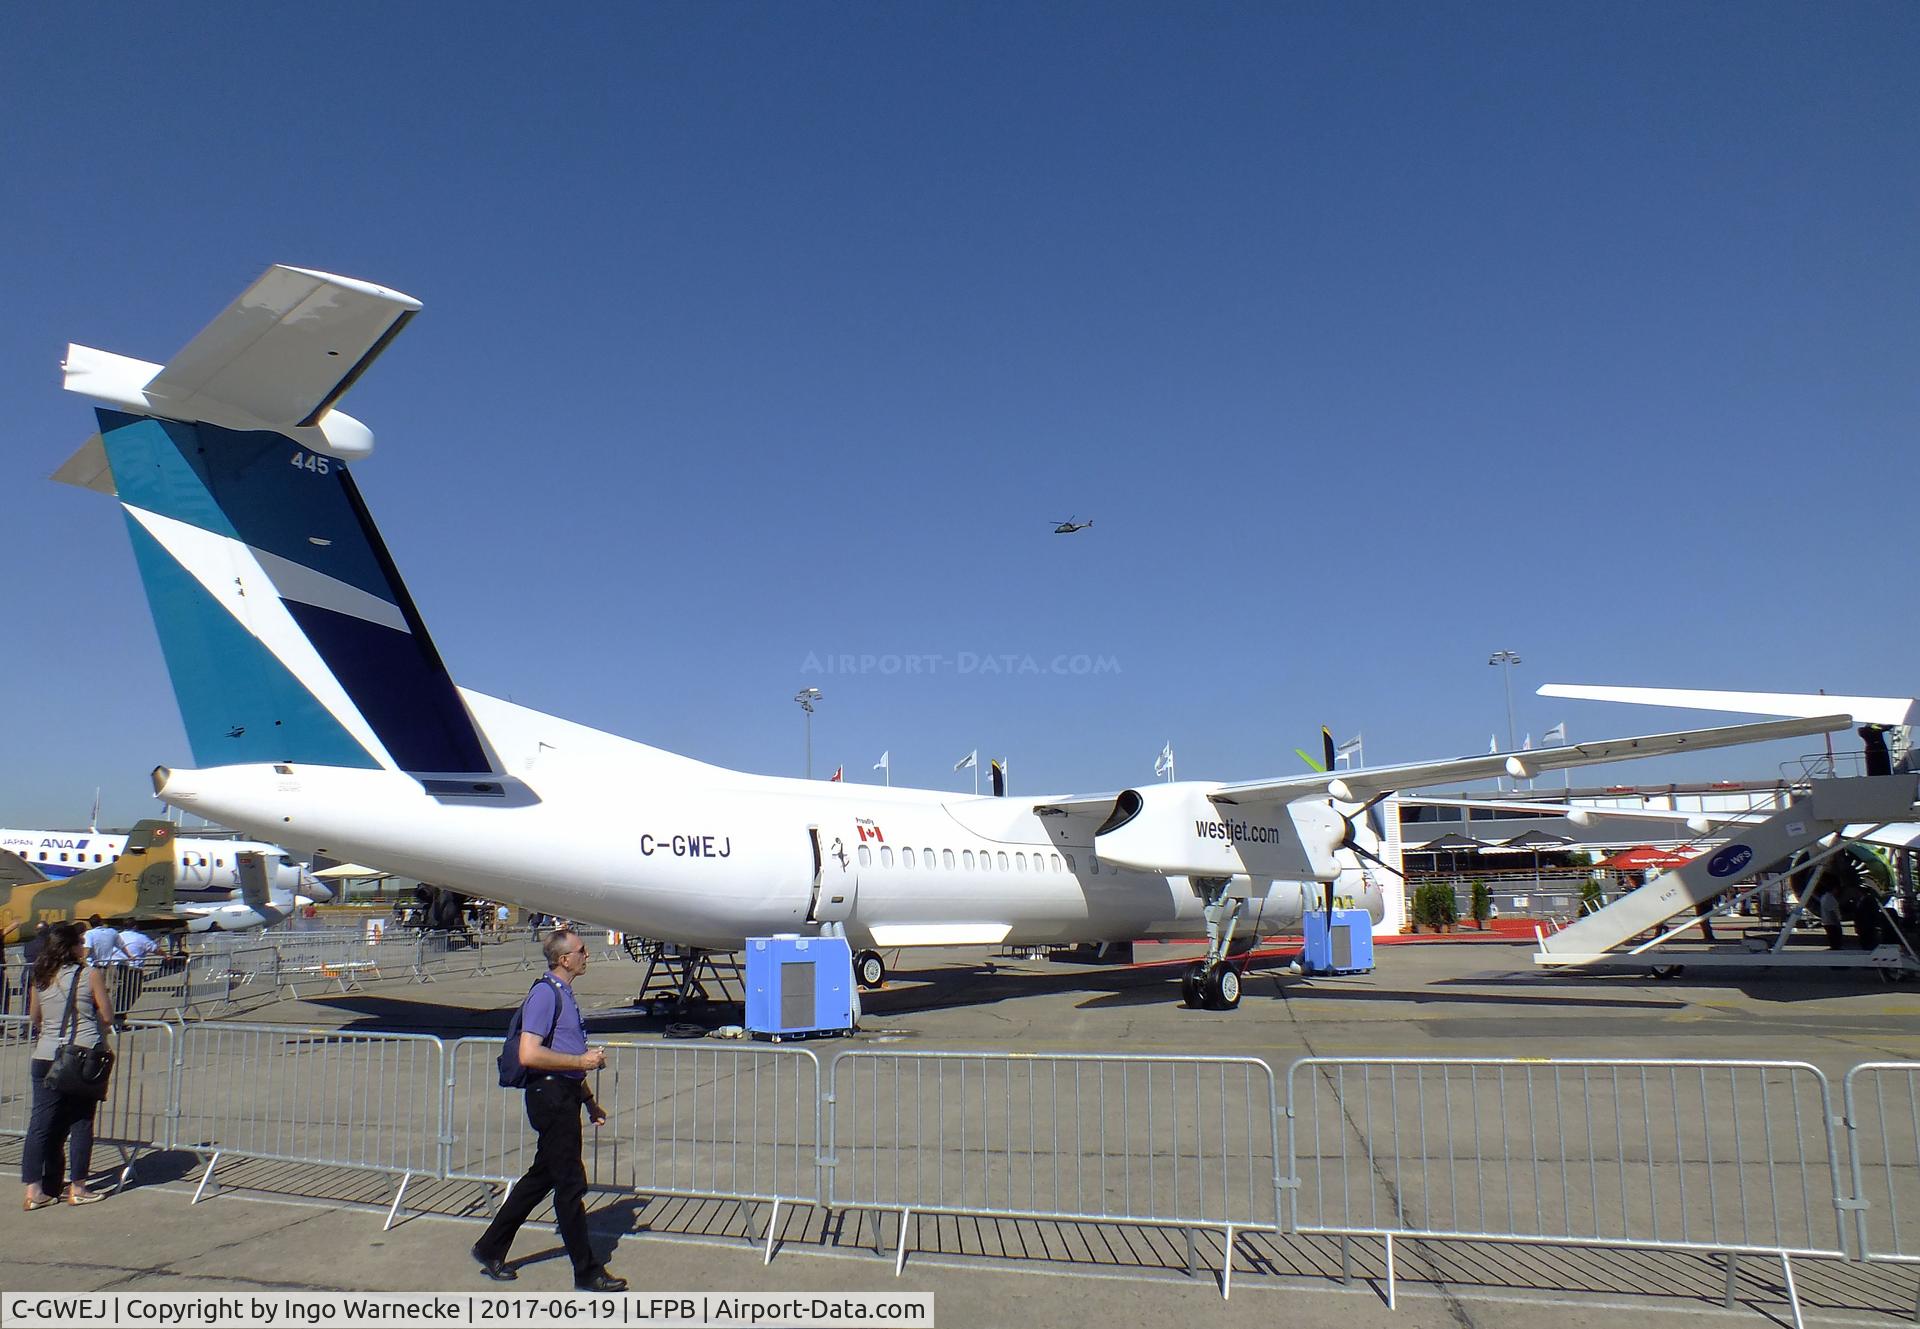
[
  {"x1": 1543, "y1": 722, "x2": 1566, "y2": 746},
  {"x1": 990, "y1": 759, "x2": 1007, "y2": 797},
  {"x1": 873, "y1": 751, "x2": 889, "y2": 771},
  {"x1": 1489, "y1": 733, "x2": 1499, "y2": 754},
  {"x1": 829, "y1": 766, "x2": 843, "y2": 782},
  {"x1": 954, "y1": 750, "x2": 976, "y2": 771},
  {"x1": 1154, "y1": 742, "x2": 1175, "y2": 778},
  {"x1": 1335, "y1": 734, "x2": 1363, "y2": 769},
  {"x1": 1522, "y1": 733, "x2": 1532, "y2": 751}
]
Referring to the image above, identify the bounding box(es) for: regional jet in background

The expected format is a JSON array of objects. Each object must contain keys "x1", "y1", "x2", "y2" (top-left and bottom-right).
[
  {"x1": 47, "y1": 266, "x2": 1853, "y2": 1010},
  {"x1": 0, "y1": 825, "x2": 327, "y2": 904}
]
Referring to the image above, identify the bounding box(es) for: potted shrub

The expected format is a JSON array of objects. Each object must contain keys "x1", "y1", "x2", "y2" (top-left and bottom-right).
[{"x1": 1471, "y1": 879, "x2": 1492, "y2": 930}]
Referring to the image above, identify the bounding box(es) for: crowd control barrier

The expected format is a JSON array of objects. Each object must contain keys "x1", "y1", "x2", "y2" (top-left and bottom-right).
[
  {"x1": 170, "y1": 1022, "x2": 446, "y2": 1226},
  {"x1": 826, "y1": 1050, "x2": 1281, "y2": 1292},
  {"x1": 0, "y1": 1014, "x2": 176, "y2": 1189},
  {"x1": 1284, "y1": 1056, "x2": 1849, "y2": 1324},
  {"x1": 444, "y1": 1038, "x2": 822, "y2": 1260},
  {"x1": 13, "y1": 1006, "x2": 1920, "y2": 1320},
  {"x1": 1843, "y1": 1062, "x2": 1920, "y2": 1270}
]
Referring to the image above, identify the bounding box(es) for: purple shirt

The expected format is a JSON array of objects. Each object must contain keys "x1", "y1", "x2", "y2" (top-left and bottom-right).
[{"x1": 521, "y1": 975, "x2": 587, "y2": 1081}]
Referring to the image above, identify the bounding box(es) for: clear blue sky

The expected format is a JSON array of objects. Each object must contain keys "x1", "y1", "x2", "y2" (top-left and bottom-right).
[{"x1": 3, "y1": 2, "x2": 1915, "y2": 828}]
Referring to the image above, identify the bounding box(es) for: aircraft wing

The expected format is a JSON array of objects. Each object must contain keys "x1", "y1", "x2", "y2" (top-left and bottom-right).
[
  {"x1": 1538, "y1": 683, "x2": 1920, "y2": 728},
  {"x1": 1208, "y1": 714, "x2": 1851, "y2": 807},
  {"x1": 0, "y1": 849, "x2": 50, "y2": 890}
]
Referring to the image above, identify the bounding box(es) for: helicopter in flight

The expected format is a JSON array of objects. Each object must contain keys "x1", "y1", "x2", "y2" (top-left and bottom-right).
[{"x1": 1052, "y1": 517, "x2": 1093, "y2": 534}]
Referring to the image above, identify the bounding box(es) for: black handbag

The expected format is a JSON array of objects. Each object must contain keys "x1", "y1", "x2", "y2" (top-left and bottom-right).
[{"x1": 45, "y1": 968, "x2": 114, "y2": 1101}]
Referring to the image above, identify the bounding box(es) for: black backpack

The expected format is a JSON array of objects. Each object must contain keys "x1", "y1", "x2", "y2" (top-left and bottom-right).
[{"x1": 497, "y1": 976, "x2": 564, "y2": 1088}]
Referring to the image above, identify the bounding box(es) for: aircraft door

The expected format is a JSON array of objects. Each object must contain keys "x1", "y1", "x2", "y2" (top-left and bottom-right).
[{"x1": 805, "y1": 825, "x2": 856, "y2": 925}]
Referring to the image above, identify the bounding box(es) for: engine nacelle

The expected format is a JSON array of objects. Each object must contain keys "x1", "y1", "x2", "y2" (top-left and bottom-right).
[{"x1": 1094, "y1": 782, "x2": 1344, "y2": 880}]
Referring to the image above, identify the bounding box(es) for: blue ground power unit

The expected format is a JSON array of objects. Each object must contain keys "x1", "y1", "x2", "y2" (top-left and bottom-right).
[
  {"x1": 744, "y1": 935, "x2": 855, "y2": 1041},
  {"x1": 1301, "y1": 908, "x2": 1376, "y2": 976}
]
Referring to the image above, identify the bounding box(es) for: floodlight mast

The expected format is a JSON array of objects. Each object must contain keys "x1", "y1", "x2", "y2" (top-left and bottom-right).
[{"x1": 795, "y1": 688, "x2": 822, "y2": 779}]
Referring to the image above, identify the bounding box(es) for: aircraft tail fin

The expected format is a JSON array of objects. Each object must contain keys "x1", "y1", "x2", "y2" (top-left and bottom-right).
[
  {"x1": 236, "y1": 851, "x2": 271, "y2": 913},
  {"x1": 65, "y1": 268, "x2": 498, "y2": 778},
  {"x1": 123, "y1": 820, "x2": 179, "y2": 914}
]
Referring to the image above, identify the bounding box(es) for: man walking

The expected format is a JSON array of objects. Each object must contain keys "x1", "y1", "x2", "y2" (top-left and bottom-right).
[{"x1": 471, "y1": 928, "x2": 627, "y2": 1292}]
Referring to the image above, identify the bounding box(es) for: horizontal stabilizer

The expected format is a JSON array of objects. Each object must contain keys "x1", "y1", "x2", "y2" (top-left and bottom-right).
[
  {"x1": 50, "y1": 433, "x2": 114, "y2": 495},
  {"x1": 1538, "y1": 683, "x2": 1920, "y2": 728},
  {"x1": 62, "y1": 265, "x2": 420, "y2": 462}
]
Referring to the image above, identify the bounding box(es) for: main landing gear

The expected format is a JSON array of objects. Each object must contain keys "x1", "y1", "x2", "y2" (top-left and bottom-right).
[
  {"x1": 855, "y1": 949, "x2": 887, "y2": 989},
  {"x1": 1181, "y1": 960, "x2": 1242, "y2": 1010},
  {"x1": 1181, "y1": 875, "x2": 1247, "y2": 1011}
]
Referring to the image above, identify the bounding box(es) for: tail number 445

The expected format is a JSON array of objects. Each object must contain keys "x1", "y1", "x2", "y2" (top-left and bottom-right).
[{"x1": 289, "y1": 451, "x2": 332, "y2": 475}]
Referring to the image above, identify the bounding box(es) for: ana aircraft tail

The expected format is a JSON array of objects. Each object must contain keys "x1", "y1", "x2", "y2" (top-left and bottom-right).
[{"x1": 57, "y1": 266, "x2": 497, "y2": 779}]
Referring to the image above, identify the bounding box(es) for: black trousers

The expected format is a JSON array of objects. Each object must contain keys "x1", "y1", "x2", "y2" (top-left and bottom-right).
[{"x1": 474, "y1": 1078, "x2": 599, "y2": 1279}]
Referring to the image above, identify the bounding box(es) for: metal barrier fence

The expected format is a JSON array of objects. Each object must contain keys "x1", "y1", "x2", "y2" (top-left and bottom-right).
[
  {"x1": 171, "y1": 1022, "x2": 446, "y2": 1224},
  {"x1": 1843, "y1": 1062, "x2": 1920, "y2": 1265},
  {"x1": 828, "y1": 1051, "x2": 1280, "y2": 1288},
  {"x1": 444, "y1": 1038, "x2": 822, "y2": 1258},
  {"x1": 0, "y1": 1014, "x2": 176, "y2": 1188},
  {"x1": 18, "y1": 1003, "x2": 1920, "y2": 1318},
  {"x1": 1285, "y1": 1057, "x2": 1848, "y2": 1321}
]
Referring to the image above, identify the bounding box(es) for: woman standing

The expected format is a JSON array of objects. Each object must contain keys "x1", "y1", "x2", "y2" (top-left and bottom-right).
[{"x1": 21, "y1": 921, "x2": 115, "y2": 1209}]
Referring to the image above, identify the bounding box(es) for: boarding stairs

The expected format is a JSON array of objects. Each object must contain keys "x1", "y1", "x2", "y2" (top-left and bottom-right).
[{"x1": 1534, "y1": 775, "x2": 1920, "y2": 971}]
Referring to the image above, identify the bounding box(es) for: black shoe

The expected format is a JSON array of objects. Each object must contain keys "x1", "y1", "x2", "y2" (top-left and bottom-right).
[
  {"x1": 575, "y1": 1271, "x2": 627, "y2": 1293},
  {"x1": 472, "y1": 1245, "x2": 517, "y2": 1282}
]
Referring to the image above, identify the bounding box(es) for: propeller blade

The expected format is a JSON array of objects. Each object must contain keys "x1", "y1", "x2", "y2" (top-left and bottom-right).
[
  {"x1": 1294, "y1": 746, "x2": 1326, "y2": 773},
  {"x1": 1321, "y1": 726, "x2": 1337, "y2": 774}
]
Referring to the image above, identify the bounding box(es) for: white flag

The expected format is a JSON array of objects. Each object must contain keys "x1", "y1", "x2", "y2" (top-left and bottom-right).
[
  {"x1": 1489, "y1": 733, "x2": 1499, "y2": 754},
  {"x1": 1335, "y1": 734, "x2": 1363, "y2": 768},
  {"x1": 954, "y1": 750, "x2": 976, "y2": 771},
  {"x1": 873, "y1": 751, "x2": 889, "y2": 771},
  {"x1": 1154, "y1": 742, "x2": 1174, "y2": 777},
  {"x1": 1543, "y1": 722, "x2": 1566, "y2": 746},
  {"x1": 1522, "y1": 733, "x2": 1533, "y2": 752}
]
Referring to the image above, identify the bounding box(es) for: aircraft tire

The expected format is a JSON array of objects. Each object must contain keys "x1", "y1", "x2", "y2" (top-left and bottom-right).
[
  {"x1": 1180, "y1": 961, "x2": 1206, "y2": 1008},
  {"x1": 856, "y1": 950, "x2": 886, "y2": 989},
  {"x1": 1205, "y1": 966, "x2": 1242, "y2": 1011}
]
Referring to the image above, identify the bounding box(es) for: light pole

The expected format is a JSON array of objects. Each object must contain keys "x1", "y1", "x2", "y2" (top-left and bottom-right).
[
  {"x1": 1489, "y1": 650, "x2": 1521, "y2": 789},
  {"x1": 794, "y1": 688, "x2": 822, "y2": 778}
]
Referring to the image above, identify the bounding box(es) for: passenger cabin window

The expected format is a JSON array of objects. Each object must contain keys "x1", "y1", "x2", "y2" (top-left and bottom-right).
[
  {"x1": 996, "y1": 852, "x2": 1009, "y2": 871},
  {"x1": 59, "y1": 853, "x2": 68, "y2": 863},
  {"x1": 858, "y1": 845, "x2": 872, "y2": 868},
  {"x1": 1050, "y1": 853, "x2": 1062, "y2": 872},
  {"x1": 1065, "y1": 853, "x2": 1077, "y2": 873},
  {"x1": 1090, "y1": 856, "x2": 1100, "y2": 875},
  {"x1": 1015, "y1": 853, "x2": 1027, "y2": 872},
  {"x1": 963, "y1": 850, "x2": 975, "y2": 870},
  {"x1": 903, "y1": 848, "x2": 916, "y2": 869},
  {"x1": 880, "y1": 846, "x2": 895, "y2": 868},
  {"x1": 923, "y1": 847, "x2": 934, "y2": 867},
  {"x1": 943, "y1": 849, "x2": 955, "y2": 869}
]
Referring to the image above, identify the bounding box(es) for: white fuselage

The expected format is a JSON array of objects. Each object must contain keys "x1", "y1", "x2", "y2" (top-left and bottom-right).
[{"x1": 152, "y1": 693, "x2": 1382, "y2": 951}]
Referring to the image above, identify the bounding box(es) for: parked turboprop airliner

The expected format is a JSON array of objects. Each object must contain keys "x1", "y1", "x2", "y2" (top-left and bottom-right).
[
  {"x1": 0, "y1": 826, "x2": 326, "y2": 904},
  {"x1": 48, "y1": 266, "x2": 1853, "y2": 1009}
]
